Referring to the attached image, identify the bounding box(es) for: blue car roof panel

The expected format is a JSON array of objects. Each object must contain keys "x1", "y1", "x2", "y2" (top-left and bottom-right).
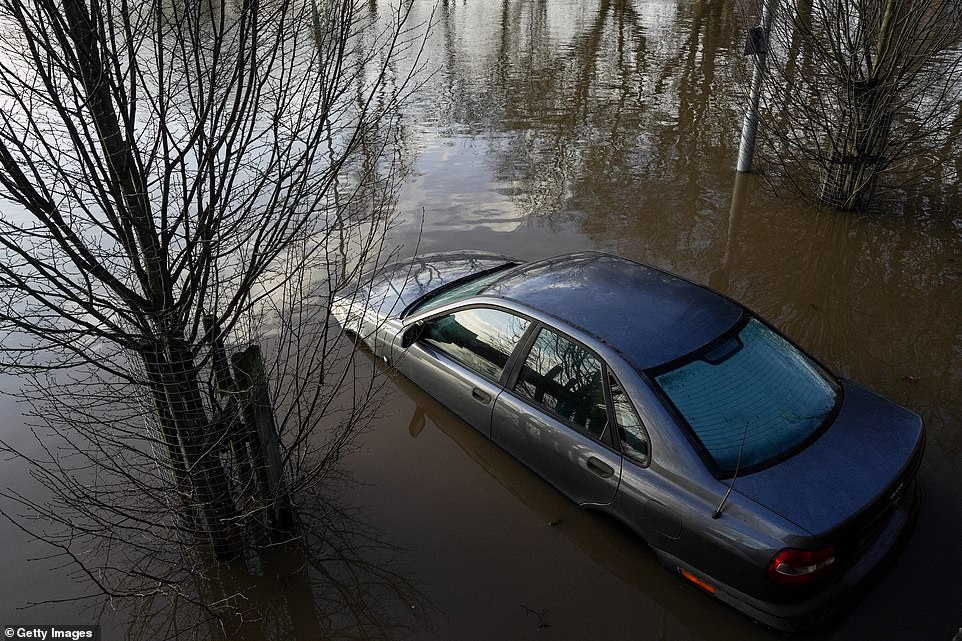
[{"x1": 485, "y1": 252, "x2": 743, "y2": 370}]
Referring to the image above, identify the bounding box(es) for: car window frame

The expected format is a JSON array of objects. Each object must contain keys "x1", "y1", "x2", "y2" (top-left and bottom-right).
[
  {"x1": 412, "y1": 303, "x2": 537, "y2": 387},
  {"x1": 503, "y1": 321, "x2": 619, "y2": 451}
]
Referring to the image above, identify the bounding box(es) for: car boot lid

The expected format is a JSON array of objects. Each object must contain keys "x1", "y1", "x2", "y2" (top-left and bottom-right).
[{"x1": 733, "y1": 380, "x2": 924, "y2": 538}]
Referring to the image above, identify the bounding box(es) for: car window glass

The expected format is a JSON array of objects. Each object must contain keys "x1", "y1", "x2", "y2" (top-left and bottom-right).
[
  {"x1": 422, "y1": 308, "x2": 529, "y2": 381},
  {"x1": 654, "y1": 318, "x2": 838, "y2": 474},
  {"x1": 609, "y1": 373, "x2": 650, "y2": 465},
  {"x1": 409, "y1": 265, "x2": 515, "y2": 316},
  {"x1": 515, "y1": 328, "x2": 608, "y2": 438}
]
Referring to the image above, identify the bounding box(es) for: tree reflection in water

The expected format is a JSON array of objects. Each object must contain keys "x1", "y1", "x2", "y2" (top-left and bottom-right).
[{"x1": 114, "y1": 485, "x2": 433, "y2": 641}]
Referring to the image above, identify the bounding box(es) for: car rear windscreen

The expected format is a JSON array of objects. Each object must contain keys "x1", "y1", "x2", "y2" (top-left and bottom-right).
[{"x1": 653, "y1": 318, "x2": 839, "y2": 475}]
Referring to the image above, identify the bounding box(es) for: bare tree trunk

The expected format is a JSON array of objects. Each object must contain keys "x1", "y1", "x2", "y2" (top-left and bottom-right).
[
  {"x1": 60, "y1": 0, "x2": 251, "y2": 558},
  {"x1": 140, "y1": 344, "x2": 199, "y2": 527},
  {"x1": 144, "y1": 340, "x2": 242, "y2": 559},
  {"x1": 819, "y1": 0, "x2": 905, "y2": 209},
  {"x1": 820, "y1": 79, "x2": 896, "y2": 209},
  {"x1": 757, "y1": 0, "x2": 962, "y2": 209}
]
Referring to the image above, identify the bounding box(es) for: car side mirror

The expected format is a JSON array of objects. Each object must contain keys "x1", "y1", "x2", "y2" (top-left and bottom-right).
[{"x1": 400, "y1": 322, "x2": 424, "y2": 349}]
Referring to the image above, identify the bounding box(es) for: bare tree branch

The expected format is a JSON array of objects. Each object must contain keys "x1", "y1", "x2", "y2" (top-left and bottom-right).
[{"x1": 0, "y1": 0, "x2": 432, "y2": 632}]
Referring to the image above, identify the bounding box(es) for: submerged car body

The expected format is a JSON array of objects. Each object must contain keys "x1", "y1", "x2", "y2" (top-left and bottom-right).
[{"x1": 332, "y1": 250, "x2": 924, "y2": 630}]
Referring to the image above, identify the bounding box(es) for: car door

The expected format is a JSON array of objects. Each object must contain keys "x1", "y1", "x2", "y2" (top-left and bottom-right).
[
  {"x1": 396, "y1": 306, "x2": 531, "y2": 437},
  {"x1": 491, "y1": 325, "x2": 622, "y2": 506}
]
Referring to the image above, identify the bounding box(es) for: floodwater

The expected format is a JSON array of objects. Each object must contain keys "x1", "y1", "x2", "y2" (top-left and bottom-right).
[
  {"x1": 3, "y1": 0, "x2": 962, "y2": 639},
  {"x1": 344, "y1": 0, "x2": 962, "y2": 639}
]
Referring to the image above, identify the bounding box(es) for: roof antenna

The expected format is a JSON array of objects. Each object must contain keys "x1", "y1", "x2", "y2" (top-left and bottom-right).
[{"x1": 712, "y1": 420, "x2": 750, "y2": 520}]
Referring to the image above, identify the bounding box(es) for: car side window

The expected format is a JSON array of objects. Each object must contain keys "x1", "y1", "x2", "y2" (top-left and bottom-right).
[
  {"x1": 422, "y1": 307, "x2": 529, "y2": 381},
  {"x1": 609, "y1": 372, "x2": 650, "y2": 465},
  {"x1": 514, "y1": 327, "x2": 608, "y2": 439}
]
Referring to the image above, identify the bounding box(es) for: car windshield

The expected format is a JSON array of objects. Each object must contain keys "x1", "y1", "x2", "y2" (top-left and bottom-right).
[
  {"x1": 408, "y1": 264, "x2": 515, "y2": 316},
  {"x1": 653, "y1": 318, "x2": 839, "y2": 475}
]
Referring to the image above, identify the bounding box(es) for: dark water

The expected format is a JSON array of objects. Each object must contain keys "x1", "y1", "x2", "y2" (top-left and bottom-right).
[{"x1": 2, "y1": 0, "x2": 961, "y2": 639}]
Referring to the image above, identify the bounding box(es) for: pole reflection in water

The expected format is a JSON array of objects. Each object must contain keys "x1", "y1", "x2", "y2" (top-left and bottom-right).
[{"x1": 709, "y1": 169, "x2": 751, "y2": 294}]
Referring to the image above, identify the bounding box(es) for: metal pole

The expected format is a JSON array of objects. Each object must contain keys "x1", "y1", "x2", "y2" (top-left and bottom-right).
[{"x1": 736, "y1": 0, "x2": 778, "y2": 173}]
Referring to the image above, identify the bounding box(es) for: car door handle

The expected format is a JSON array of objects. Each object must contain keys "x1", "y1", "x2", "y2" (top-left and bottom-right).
[
  {"x1": 586, "y1": 457, "x2": 614, "y2": 478},
  {"x1": 471, "y1": 387, "x2": 491, "y2": 404}
]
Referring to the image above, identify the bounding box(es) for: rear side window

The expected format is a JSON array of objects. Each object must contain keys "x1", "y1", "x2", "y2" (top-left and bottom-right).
[
  {"x1": 514, "y1": 328, "x2": 608, "y2": 439},
  {"x1": 609, "y1": 373, "x2": 650, "y2": 465},
  {"x1": 423, "y1": 308, "x2": 529, "y2": 381},
  {"x1": 653, "y1": 318, "x2": 838, "y2": 475}
]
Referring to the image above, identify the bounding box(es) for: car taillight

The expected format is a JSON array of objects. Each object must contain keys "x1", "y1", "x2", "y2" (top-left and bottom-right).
[{"x1": 766, "y1": 546, "x2": 838, "y2": 586}]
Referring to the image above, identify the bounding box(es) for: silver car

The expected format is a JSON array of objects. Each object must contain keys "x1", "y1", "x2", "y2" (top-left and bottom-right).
[{"x1": 332, "y1": 250, "x2": 924, "y2": 631}]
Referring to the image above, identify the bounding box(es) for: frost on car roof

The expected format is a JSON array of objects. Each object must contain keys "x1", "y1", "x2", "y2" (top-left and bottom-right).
[{"x1": 485, "y1": 252, "x2": 743, "y2": 370}]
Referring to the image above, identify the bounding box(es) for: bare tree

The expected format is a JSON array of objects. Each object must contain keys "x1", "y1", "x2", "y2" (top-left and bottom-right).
[
  {"x1": 0, "y1": 0, "x2": 426, "y2": 626},
  {"x1": 746, "y1": 0, "x2": 962, "y2": 210}
]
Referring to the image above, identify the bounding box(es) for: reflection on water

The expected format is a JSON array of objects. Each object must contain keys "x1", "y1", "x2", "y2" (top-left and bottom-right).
[
  {"x1": 185, "y1": 493, "x2": 431, "y2": 641},
  {"x1": 2, "y1": 0, "x2": 961, "y2": 639},
  {"x1": 400, "y1": 0, "x2": 750, "y2": 236},
  {"x1": 82, "y1": 487, "x2": 431, "y2": 641}
]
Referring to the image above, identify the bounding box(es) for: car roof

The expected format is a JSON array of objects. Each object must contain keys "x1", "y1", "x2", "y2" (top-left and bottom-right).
[{"x1": 483, "y1": 252, "x2": 743, "y2": 371}]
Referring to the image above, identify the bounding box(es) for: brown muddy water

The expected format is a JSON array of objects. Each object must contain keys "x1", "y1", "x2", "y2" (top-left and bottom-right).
[{"x1": 3, "y1": 0, "x2": 962, "y2": 639}]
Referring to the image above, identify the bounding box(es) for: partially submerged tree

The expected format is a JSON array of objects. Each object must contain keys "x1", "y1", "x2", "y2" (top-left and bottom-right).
[
  {"x1": 0, "y1": 0, "x2": 425, "y2": 625},
  {"x1": 745, "y1": 0, "x2": 962, "y2": 210}
]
